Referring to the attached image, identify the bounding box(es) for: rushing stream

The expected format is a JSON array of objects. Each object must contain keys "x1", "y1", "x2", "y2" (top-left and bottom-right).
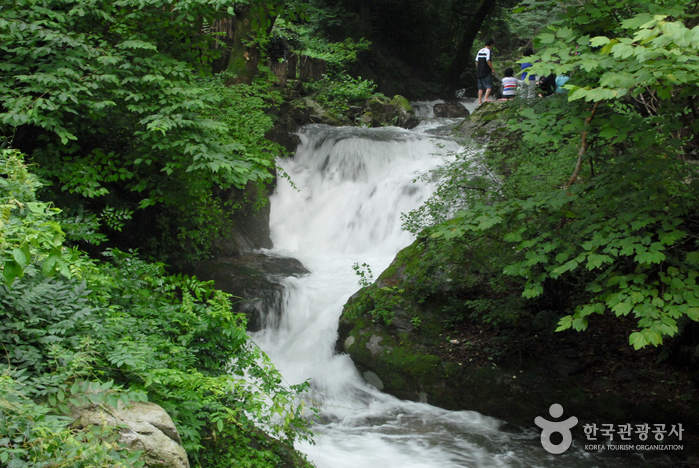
[{"x1": 250, "y1": 103, "x2": 660, "y2": 467}]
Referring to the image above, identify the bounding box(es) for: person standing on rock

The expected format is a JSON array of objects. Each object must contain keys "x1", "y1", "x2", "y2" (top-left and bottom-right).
[{"x1": 476, "y1": 38, "x2": 495, "y2": 105}]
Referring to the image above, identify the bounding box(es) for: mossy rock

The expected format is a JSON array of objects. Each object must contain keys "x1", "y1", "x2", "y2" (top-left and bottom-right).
[
  {"x1": 450, "y1": 100, "x2": 513, "y2": 142},
  {"x1": 337, "y1": 235, "x2": 699, "y2": 459},
  {"x1": 389, "y1": 95, "x2": 413, "y2": 113},
  {"x1": 361, "y1": 96, "x2": 418, "y2": 129}
]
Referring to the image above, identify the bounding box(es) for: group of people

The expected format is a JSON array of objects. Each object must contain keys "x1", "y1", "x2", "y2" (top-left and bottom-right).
[{"x1": 475, "y1": 39, "x2": 568, "y2": 105}]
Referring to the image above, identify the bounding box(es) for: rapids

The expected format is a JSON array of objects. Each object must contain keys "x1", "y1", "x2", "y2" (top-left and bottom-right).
[{"x1": 250, "y1": 103, "x2": 660, "y2": 467}]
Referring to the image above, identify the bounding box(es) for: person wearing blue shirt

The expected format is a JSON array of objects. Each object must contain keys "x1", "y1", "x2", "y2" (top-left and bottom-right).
[{"x1": 520, "y1": 47, "x2": 537, "y2": 99}]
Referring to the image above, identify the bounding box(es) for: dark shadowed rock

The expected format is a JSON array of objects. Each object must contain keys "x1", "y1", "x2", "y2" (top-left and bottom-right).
[
  {"x1": 192, "y1": 253, "x2": 309, "y2": 331},
  {"x1": 433, "y1": 101, "x2": 470, "y2": 118}
]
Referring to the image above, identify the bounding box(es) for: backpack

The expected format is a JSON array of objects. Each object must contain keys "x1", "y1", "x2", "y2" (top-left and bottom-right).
[{"x1": 555, "y1": 75, "x2": 570, "y2": 93}]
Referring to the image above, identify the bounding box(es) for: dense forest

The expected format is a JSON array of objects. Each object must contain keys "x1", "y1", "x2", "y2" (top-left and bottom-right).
[{"x1": 1, "y1": 0, "x2": 699, "y2": 465}]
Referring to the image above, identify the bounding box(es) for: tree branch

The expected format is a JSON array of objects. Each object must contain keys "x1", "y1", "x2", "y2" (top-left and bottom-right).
[{"x1": 566, "y1": 101, "x2": 600, "y2": 189}]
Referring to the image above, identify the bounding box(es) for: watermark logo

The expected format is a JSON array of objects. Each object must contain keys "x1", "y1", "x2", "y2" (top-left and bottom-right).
[
  {"x1": 583, "y1": 423, "x2": 684, "y2": 452},
  {"x1": 535, "y1": 403, "x2": 578, "y2": 454}
]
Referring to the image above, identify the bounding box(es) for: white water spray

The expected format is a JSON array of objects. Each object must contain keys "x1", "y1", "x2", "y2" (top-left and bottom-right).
[{"x1": 251, "y1": 119, "x2": 653, "y2": 467}]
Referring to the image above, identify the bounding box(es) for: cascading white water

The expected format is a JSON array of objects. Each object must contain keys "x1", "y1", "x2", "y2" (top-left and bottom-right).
[{"x1": 251, "y1": 120, "x2": 654, "y2": 467}]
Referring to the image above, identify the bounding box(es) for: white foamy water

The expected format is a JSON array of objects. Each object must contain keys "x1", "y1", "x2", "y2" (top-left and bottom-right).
[{"x1": 250, "y1": 119, "x2": 657, "y2": 467}]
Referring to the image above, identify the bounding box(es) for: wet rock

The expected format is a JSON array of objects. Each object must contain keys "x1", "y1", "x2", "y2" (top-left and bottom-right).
[
  {"x1": 366, "y1": 335, "x2": 385, "y2": 356},
  {"x1": 191, "y1": 253, "x2": 309, "y2": 331},
  {"x1": 433, "y1": 101, "x2": 470, "y2": 118},
  {"x1": 304, "y1": 98, "x2": 349, "y2": 126},
  {"x1": 449, "y1": 101, "x2": 510, "y2": 142},
  {"x1": 363, "y1": 371, "x2": 384, "y2": 390}
]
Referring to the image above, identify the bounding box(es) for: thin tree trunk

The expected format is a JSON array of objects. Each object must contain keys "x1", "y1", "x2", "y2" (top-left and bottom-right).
[{"x1": 566, "y1": 102, "x2": 600, "y2": 188}]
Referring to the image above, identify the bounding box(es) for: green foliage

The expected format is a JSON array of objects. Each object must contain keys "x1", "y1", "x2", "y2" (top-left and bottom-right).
[
  {"x1": 0, "y1": 149, "x2": 73, "y2": 287},
  {"x1": 301, "y1": 36, "x2": 372, "y2": 73},
  {"x1": 347, "y1": 263, "x2": 404, "y2": 325},
  {"x1": 0, "y1": 0, "x2": 289, "y2": 264},
  {"x1": 305, "y1": 73, "x2": 380, "y2": 115},
  {"x1": 411, "y1": 0, "x2": 699, "y2": 350},
  {"x1": 0, "y1": 150, "x2": 315, "y2": 466},
  {"x1": 140, "y1": 73, "x2": 282, "y2": 264},
  {"x1": 345, "y1": 285, "x2": 405, "y2": 325},
  {"x1": 352, "y1": 262, "x2": 374, "y2": 288},
  {"x1": 402, "y1": 144, "x2": 504, "y2": 234},
  {"x1": 272, "y1": 19, "x2": 372, "y2": 72},
  {"x1": 509, "y1": 0, "x2": 567, "y2": 41},
  {"x1": 410, "y1": 314, "x2": 422, "y2": 330},
  {"x1": 0, "y1": 370, "x2": 146, "y2": 468}
]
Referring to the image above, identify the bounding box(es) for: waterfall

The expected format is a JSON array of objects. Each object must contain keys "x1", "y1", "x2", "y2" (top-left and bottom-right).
[{"x1": 250, "y1": 118, "x2": 652, "y2": 467}]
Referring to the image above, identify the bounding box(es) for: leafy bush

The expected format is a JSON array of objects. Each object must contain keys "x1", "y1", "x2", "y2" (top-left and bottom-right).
[
  {"x1": 0, "y1": 370, "x2": 146, "y2": 468},
  {"x1": 345, "y1": 263, "x2": 405, "y2": 325},
  {"x1": 305, "y1": 73, "x2": 380, "y2": 115},
  {"x1": 0, "y1": 0, "x2": 289, "y2": 265},
  {"x1": 271, "y1": 20, "x2": 372, "y2": 73},
  {"x1": 0, "y1": 149, "x2": 315, "y2": 466}
]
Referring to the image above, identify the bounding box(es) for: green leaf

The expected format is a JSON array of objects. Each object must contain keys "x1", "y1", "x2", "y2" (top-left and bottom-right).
[
  {"x1": 42, "y1": 254, "x2": 59, "y2": 276},
  {"x1": 552, "y1": 259, "x2": 579, "y2": 276},
  {"x1": 556, "y1": 27, "x2": 574, "y2": 40},
  {"x1": 572, "y1": 317, "x2": 588, "y2": 331},
  {"x1": 600, "y1": 127, "x2": 618, "y2": 139},
  {"x1": 3, "y1": 260, "x2": 22, "y2": 286},
  {"x1": 622, "y1": 13, "x2": 654, "y2": 30},
  {"x1": 590, "y1": 36, "x2": 611, "y2": 47},
  {"x1": 556, "y1": 315, "x2": 573, "y2": 331},
  {"x1": 117, "y1": 40, "x2": 158, "y2": 51},
  {"x1": 612, "y1": 302, "x2": 632, "y2": 316},
  {"x1": 523, "y1": 282, "x2": 544, "y2": 298},
  {"x1": 630, "y1": 331, "x2": 647, "y2": 350},
  {"x1": 635, "y1": 250, "x2": 666, "y2": 264},
  {"x1": 12, "y1": 248, "x2": 28, "y2": 268},
  {"x1": 539, "y1": 33, "x2": 556, "y2": 44}
]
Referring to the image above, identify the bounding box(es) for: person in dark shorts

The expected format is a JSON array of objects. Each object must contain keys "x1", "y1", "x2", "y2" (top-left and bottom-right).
[{"x1": 475, "y1": 38, "x2": 495, "y2": 104}]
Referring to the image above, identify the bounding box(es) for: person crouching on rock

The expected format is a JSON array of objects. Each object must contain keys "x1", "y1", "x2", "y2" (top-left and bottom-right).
[{"x1": 501, "y1": 68, "x2": 522, "y2": 100}]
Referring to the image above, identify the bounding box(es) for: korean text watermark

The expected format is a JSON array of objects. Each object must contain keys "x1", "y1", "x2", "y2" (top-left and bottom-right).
[{"x1": 536, "y1": 404, "x2": 684, "y2": 455}]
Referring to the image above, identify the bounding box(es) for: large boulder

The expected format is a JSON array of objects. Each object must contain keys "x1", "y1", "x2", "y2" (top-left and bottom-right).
[
  {"x1": 303, "y1": 98, "x2": 350, "y2": 126},
  {"x1": 71, "y1": 402, "x2": 189, "y2": 468}
]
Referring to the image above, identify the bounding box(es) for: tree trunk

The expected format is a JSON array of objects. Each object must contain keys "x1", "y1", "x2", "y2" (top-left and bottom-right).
[
  {"x1": 226, "y1": 5, "x2": 258, "y2": 84},
  {"x1": 444, "y1": 0, "x2": 498, "y2": 90},
  {"x1": 226, "y1": 3, "x2": 280, "y2": 85}
]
